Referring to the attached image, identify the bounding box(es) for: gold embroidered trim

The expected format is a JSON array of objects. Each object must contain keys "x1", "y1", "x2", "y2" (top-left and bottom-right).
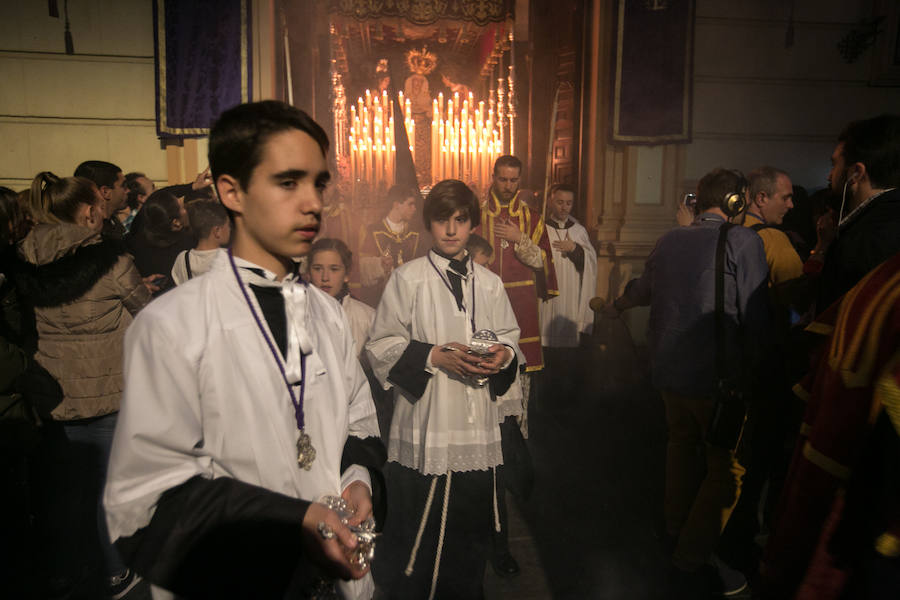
[
  {"x1": 802, "y1": 441, "x2": 851, "y2": 480},
  {"x1": 875, "y1": 533, "x2": 900, "y2": 558},
  {"x1": 503, "y1": 280, "x2": 535, "y2": 288},
  {"x1": 792, "y1": 382, "x2": 810, "y2": 402},
  {"x1": 874, "y1": 351, "x2": 900, "y2": 436}
]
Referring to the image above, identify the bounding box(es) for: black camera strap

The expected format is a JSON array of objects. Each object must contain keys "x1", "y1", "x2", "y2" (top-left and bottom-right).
[{"x1": 715, "y1": 222, "x2": 735, "y2": 380}]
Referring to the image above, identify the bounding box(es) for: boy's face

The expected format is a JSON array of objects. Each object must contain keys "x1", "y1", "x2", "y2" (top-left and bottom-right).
[
  {"x1": 429, "y1": 209, "x2": 472, "y2": 260},
  {"x1": 220, "y1": 129, "x2": 326, "y2": 266},
  {"x1": 471, "y1": 249, "x2": 491, "y2": 266},
  {"x1": 549, "y1": 190, "x2": 574, "y2": 222}
]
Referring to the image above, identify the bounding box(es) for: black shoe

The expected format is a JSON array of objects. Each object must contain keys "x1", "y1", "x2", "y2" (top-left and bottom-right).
[{"x1": 490, "y1": 552, "x2": 520, "y2": 577}]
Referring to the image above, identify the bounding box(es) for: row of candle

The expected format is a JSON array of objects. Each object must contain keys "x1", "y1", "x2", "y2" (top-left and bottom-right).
[
  {"x1": 431, "y1": 91, "x2": 502, "y2": 189},
  {"x1": 347, "y1": 90, "x2": 415, "y2": 188}
]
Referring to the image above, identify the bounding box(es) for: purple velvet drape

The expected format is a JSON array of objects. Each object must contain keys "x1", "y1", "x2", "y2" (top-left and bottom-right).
[
  {"x1": 154, "y1": 0, "x2": 252, "y2": 140},
  {"x1": 610, "y1": 0, "x2": 694, "y2": 144}
]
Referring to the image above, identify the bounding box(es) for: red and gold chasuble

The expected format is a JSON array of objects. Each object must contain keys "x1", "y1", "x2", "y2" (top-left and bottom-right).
[
  {"x1": 476, "y1": 191, "x2": 558, "y2": 372},
  {"x1": 761, "y1": 251, "x2": 900, "y2": 599}
]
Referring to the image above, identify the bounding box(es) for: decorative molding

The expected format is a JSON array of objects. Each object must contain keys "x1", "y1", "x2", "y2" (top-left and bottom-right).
[
  {"x1": 692, "y1": 131, "x2": 836, "y2": 143},
  {"x1": 695, "y1": 75, "x2": 868, "y2": 87},
  {"x1": 0, "y1": 50, "x2": 153, "y2": 64},
  {"x1": 695, "y1": 16, "x2": 853, "y2": 31},
  {"x1": 0, "y1": 115, "x2": 154, "y2": 127}
]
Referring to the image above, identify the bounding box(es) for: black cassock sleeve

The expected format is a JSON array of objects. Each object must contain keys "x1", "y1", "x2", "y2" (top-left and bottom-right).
[
  {"x1": 489, "y1": 352, "x2": 518, "y2": 397},
  {"x1": 567, "y1": 242, "x2": 585, "y2": 272},
  {"x1": 341, "y1": 435, "x2": 388, "y2": 531},
  {"x1": 115, "y1": 476, "x2": 323, "y2": 599},
  {"x1": 386, "y1": 340, "x2": 518, "y2": 401},
  {"x1": 386, "y1": 339, "x2": 433, "y2": 400}
]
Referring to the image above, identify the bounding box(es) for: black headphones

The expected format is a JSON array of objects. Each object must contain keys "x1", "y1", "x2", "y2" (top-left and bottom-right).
[{"x1": 721, "y1": 171, "x2": 748, "y2": 218}]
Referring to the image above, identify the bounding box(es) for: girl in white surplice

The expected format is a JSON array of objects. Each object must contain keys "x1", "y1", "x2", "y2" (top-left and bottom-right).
[{"x1": 366, "y1": 179, "x2": 521, "y2": 599}]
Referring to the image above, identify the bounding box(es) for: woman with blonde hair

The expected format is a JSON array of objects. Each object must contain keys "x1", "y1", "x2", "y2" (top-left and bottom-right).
[{"x1": 14, "y1": 171, "x2": 150, "y2": 598}]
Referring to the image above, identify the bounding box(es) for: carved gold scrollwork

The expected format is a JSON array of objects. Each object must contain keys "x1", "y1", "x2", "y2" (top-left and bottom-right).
[{"x1": 329, "y1": 0, "x2": 509, "y2": 26}]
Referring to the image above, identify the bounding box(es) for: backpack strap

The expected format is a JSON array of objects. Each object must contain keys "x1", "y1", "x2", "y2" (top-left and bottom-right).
[{"x1": 184, "y1": 251, "x2": 193, "y2": 280}]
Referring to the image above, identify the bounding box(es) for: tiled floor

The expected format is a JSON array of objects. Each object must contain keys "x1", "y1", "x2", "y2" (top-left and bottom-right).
[{"x1": 483, "y1": 365, "x2": 674, "y2": 600}]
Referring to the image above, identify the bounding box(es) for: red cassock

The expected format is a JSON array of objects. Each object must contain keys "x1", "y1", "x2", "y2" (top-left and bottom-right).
[
  {"x1": 760, "y1": 250, "x2": 900, "y2": 599},
  {"x1": 476, "y1": 191, "x2": 558, "y2": 372}
]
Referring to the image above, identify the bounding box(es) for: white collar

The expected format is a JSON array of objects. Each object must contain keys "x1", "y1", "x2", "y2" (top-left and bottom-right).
[
  {"x1": 384, "y1": 216, "x2": 405, "y2": 234},
  {"x1": 232, "y1": 256, "x2": 313, "y2": 381}
]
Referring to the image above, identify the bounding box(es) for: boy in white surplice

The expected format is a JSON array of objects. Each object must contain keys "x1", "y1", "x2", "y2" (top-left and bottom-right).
[
  {"x1": 366, "y1": 179, "x2": 521, "y2": 599},
  {"x1": 103, "y1": 101, "x2": 384, "y2": 600}
]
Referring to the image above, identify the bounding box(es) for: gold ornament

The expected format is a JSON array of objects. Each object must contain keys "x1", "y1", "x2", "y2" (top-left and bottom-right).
[{"x1": 406, "y1": 46, "x2": 437, "y2": 76}]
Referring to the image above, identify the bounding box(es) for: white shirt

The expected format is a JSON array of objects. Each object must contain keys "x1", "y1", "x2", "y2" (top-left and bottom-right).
[
  {"x1": 171, "y1": 248, "x2": 222, "y2": 285},
  {"x1": 365, "y1": 251, "x2": 521, "y2": 475},
  {"x1": 540, "y1": 217, "x2": 598, "y2": 347},
  {"x1": 104, "y1": 252, "x2": 379, "y2": 599},
  {"x1": 341, "y1": 294, "x2": 376, "y2": 359}
]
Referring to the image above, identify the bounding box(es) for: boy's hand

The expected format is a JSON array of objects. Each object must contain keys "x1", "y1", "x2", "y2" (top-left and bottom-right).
[
  {"x1": 301, "y1": 502, "x2": 368, "y2": 581},
  {"x1": 475, "y1": 344, "x2": 511, "y2": 373},
  {"x1": 431, "y1": 342, "x2": 489, "y2": 378},
  {"x1": 341, "y1": 481, "x2": 373, "y2": 527}
]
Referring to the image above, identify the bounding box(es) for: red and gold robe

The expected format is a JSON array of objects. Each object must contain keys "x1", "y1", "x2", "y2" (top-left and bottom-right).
[
  {"x1": 476, "y1": 191, "x2": 558, "y2": 372},
  {"x1": 760, "y1": 250, "x2": 900, "y2": 599}
]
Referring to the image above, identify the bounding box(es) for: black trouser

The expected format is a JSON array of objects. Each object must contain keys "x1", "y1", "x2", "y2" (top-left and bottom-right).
[{"x1": 374, "y1": 463, "x2": 494, "y2": 600}]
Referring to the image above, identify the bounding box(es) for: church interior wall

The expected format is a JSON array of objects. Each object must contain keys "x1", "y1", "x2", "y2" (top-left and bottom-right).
[
  {"x1": 0, "y1": 0, "x2": 207, "y2": 190},
  {"x1": 599, "y1": 0, "x2": 900, "y2": 344},
  {"x1": 3, "y1": 0, "x2": 900, "y2": 348}
]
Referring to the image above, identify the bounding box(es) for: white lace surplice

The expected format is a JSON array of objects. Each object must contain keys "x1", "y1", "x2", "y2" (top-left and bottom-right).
[{"x1": 365, "y1": 252, "x2": 521, "y2": 475}]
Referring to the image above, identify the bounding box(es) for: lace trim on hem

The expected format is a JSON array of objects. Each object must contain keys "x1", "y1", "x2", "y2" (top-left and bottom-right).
[{"x1": 389, "y1": 440, "x2": 503, "y2": 475}]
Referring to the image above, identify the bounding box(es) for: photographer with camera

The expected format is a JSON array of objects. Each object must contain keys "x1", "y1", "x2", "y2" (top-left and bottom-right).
[{"x1": 605, "y1": 168, "x2": 772, "y2": 597}]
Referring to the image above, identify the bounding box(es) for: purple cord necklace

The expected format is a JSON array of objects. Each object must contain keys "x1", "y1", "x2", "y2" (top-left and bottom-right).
[{"x1": 227, "y1": 249, "x2": 316, "y2": 470}]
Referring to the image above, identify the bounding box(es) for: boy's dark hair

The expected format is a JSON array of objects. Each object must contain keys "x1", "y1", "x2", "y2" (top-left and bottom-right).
[
  {"x1": 74, "y1": 160, "x2": 122, "y2": 189},
  {"x1": 423, "y1": 179, "x2": 481, "y2": 229},
  {"x1": 309, "y1": 237, "x2": 354, "y2": 272},
  {"x1": 187, "y1": 200, "x2": 228, "y2": 240},
  {"x1": 124, "y1": 172, "x2": 147, "y2": 210},
  {"x1": 386, "y1": 184, "x2": 418, "y2": 207},
  {"x1": 493, "y1": 155, "x2": 522, "y2": 175},
  {"x1": 466, "y1": 233, "x2": 493, "y2": 258},
  {"x1": 838, "y1": 114, "x2": 900, "y2": 189},
  {"x1": 696, "y1": 168, "x2": 746, "y2": 214},
  {"x1": 140, "y1": 190, "x2": 184, "y2": 247},
  {"x1": 208, "y1": 101, "x2": 329, "y2": 191}
]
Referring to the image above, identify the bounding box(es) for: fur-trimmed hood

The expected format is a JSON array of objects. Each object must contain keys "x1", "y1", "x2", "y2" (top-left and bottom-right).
[{"x1": 15, "y1": 223, "x2": 129, "y2": 308}]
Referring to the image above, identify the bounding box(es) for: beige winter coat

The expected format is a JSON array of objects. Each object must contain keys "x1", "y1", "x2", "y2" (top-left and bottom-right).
[{"x1": 16, "y1": 223, "x2": 151, "y2": 420}]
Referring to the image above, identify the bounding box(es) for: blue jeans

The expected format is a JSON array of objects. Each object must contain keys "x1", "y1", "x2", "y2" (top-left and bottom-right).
[{"x1": 38, "y1": 412, "x2": 125, "y2": 587}]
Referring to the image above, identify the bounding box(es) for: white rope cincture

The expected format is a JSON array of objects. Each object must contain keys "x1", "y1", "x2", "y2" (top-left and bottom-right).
[
  {"x1": 404, "y1": 476, "x2": 438, "y2": 577},
  {"x1": 492, "y1": 466, "x2": 501, "y2": 532},
  {"x1": 428, "y1": 471, "x2": 453, "y2": 600}
]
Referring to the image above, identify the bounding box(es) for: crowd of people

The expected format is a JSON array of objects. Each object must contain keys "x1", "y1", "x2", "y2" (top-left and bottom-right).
[{"x1": 0, "y1": 100, "x2": 898, "y2": 600}]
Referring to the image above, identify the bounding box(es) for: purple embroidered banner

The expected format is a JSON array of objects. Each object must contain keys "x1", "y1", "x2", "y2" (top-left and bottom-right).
[
  {"x1": 153, "y1": 0, "x2": 252, "y2": 139},
  {"x1": 610, "y1": 0, "x2": 694, "y2": 144}
]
